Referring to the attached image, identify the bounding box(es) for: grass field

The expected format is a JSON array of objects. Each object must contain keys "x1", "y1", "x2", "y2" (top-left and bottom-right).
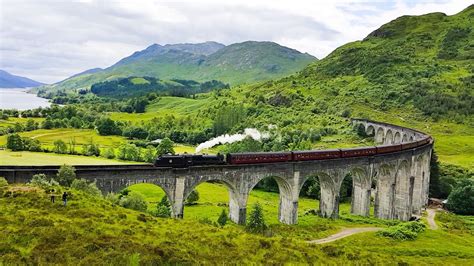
[
  {"x1": 110, "y1": 96, "x2": 211, "y2": 123},
  {"x1": 0, "y1": 117, "x2": 45, "y2": 128},
  {"x1": 0, "y1": 150, "x2": 135, "y2": 165},
  {"x1": 0, "y1": 128, "x2": 127, "y2": 149},
  {"x1": 2, "y1": 182, "x2": 473, "y2": 264},
  {"x1": 130, "y1": 182, "x2": 394, "y2": 241}
]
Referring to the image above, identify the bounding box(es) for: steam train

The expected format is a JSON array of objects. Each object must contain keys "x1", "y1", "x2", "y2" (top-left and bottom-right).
[{"x1": 154, "y1": 137, "x2": 432, "y2": 168}]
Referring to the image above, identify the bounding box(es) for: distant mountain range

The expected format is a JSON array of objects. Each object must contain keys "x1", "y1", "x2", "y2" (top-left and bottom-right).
[
  {"x1": 0, "y1": 70, "x2": 45, "y2": 88},
  {"x1": 38, "y1": 41, "x2": 316, "y2": 93}
]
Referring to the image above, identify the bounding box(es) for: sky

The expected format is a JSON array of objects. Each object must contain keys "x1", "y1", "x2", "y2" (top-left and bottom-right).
[{"x1": 0, "y1": 0, "x2": 470, "y2": 83}]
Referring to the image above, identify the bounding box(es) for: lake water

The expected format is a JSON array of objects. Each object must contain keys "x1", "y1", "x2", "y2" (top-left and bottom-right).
[{"x1": 0, "y1": 88, "x2": 51, "y2": 110}]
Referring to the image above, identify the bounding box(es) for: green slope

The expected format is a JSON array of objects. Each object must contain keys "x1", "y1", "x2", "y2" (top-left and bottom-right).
[
  {"x1": 2, "y1": 183, "x2": 473, "y2": 264},
  {"x1": 37, "y1": 41, "x2": 316, "y2": 93}
]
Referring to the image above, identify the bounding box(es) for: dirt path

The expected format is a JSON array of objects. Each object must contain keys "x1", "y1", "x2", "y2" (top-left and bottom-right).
[
  {"x1": 307, "y1": 227, "x2": 382, "y2": 244},
  {"x1": 426, "y1": 209, "x2": 438, "y2": 230}
]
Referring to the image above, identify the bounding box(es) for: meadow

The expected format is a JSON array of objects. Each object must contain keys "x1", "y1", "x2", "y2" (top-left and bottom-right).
[{"x1": 1, "y1": 182, "x2": 473, "y2": 264}]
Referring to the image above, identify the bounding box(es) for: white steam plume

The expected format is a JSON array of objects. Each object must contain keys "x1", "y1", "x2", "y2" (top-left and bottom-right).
[{"x1": 195, "y1": 128, "x2": 269, "y2": 153}]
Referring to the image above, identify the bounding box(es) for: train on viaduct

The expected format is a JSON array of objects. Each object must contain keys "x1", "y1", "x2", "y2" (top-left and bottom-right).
[{"x1": 0, "y1": 119, "x2": 433, "y2": 225}]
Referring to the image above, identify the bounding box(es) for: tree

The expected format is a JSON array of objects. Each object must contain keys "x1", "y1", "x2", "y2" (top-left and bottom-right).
[
  {"x1": 153, "y1": 195, "x2": 172, "y2": 218},
  {"x1": 119, "y1": 191, "x2": 147, "y2": 212},
  {"x1": 446, "y1": 179, "x2": 474, "y2": 215},
  {"x1": 96, "y1": 117, "x2": 121, "y2": 136},
  {"x1": 30, "y1": 174, "x2": 58, "y2": 190},
  {"x1": 71, "y1": 179, "x2": 102, "y2": 197},
  {"x1": 53, "y1": 139, "x2": 67, "y2": 154},
  {"x1": 103, "y1": 147, "x2": 115, "y2": 159},
  {"x1": 429, "y1": 151, "x2": 441, "y2": 198},
  {"x1": 23, "y1": 137, "x2": 41, "y2": 152},
  {"x1": 118, "y1": 143, "x2": 141, "y2": 161},
  {"x1": 142, "y1": 145, "x2": 156, "y2": 163},
  {"x1": 156, "y1": 138, "x2": 175, "y2": 156},
  {"x1": 6, "y1": 133, "x2": 23, "y2": 151},
  {"x1": 57, "y1": 164, "x2": 76, "y2": 186},
  {"x1": 25, "y1": 119, "x2": 38, "y2": 131},
  {"x1": 82, "y1": 141, "x2": 100, "y2": 156},
  {"x1": 246, "y1": 202, "x2": 267, "y2": 233},
  {"x1": 185, "y1": 190, "x2": 199, "y2": 205},
  {"x1": 217, "y1": 209, "x2": 228, "y2": 226}
]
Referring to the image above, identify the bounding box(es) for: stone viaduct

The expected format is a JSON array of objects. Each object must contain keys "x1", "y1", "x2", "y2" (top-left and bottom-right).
[{"x1": 1, "y1": 119, "x2": 433, "y2": 225}]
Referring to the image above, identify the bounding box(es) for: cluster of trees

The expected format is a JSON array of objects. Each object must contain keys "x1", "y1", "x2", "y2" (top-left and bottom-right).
[
  {"x1": 29, "y1": 165, "x2": 101, "y2": 197},
  {"x1": 5, "y1": 132, "x2": 175, "y2": 163},
  {"x1": 90, "y1": 76, "x2": 229, "y2": 99},
  {"x1": 6, "y1": 134, "x2": 41, "y2": 152}
]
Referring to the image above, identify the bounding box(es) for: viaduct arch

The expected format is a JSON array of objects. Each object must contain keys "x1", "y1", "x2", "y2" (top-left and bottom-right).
[{"x1": 0, "y1": 119, "x2": 433, "y2": 225}]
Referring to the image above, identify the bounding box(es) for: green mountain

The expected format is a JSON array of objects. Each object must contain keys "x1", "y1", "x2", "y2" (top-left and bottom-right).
[{"x1": 38, "y1": 41, "x2": 316, "y2": 93}]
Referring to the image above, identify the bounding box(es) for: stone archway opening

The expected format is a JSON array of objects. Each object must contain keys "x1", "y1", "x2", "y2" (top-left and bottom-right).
[
  {"x1": 248, "y1": 176, "x2": 294, "y2": 224},
  {"x1": 183, "y1": 180, "x2": 233, "y2": 223},
  {"x1": 338, "y1": 173, "x2": 353, "y2": 215},
  {"x1": 298, "y1": 175, "x2": 321, "y2": 219},
  {"x1": 376, "y1": 127, "x2": 385, "y2": 144},
  {"x1": 385, "y1": 129, "x2": 394, "y2": 145},
  {"x1": 126, "y1": 182, "x2": 171, "y2": 216},
  {"x1": 366, "y1": 125, "x2": 375, "y2": 137},
  {"x1": 394, "y1": 132, "x2": 402, "y2": 144}
]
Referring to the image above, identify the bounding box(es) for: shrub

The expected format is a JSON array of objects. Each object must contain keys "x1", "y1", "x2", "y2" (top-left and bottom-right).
[
  {"x1": 30, "y1": 174, "x2": 58, "y2": 190},
  {"x1": 217, "y1": 209, "x2": 228, "y2": 227},
  {"x1": 156, "y1": 138, "x2": 175, "y2": 156},
  {"x1": 71, "y1": 179, "x2": 102, "y2": 197},
  {"x1": 0, "y1": 177, "x2": 8, "y2": 187},
  {"x1": 185, "y1": 190, "x2": 199, "y2": 205},
  {"x1": 6, "y1": 133, "x2": 23, "y2": 151},
  {"x1": 377, "y1": 222, "x2": 426, "y2": 240},
  {"x1": 82, "y1": 142, "x2": 100, "y2": 157},
  {"x1": 53, "y1": 139, "x2": 68, "y2": 154},
  {"x1": 103, "y1": 148, "x2": 116, "y2": 159},
  {"x1": 119, "y1": 191, "x2": 147, "y2": 212},
  {"x1": 246, "y1": 202, "x2": 267, "y2": 233},
  {"x1": 150, "y1": 195, "x2": 171, "y2": 218},
  {"x1": 446, "y1": 179, "x2": 474, "y2": 215},
  {"x1": 57, "y1": 164, "x2": 76, "y2": 186}
]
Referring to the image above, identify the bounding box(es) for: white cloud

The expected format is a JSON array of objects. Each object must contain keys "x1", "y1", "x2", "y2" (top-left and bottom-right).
[{"x1": 0, "y1": 0, "x2": 469, "y2": 83}]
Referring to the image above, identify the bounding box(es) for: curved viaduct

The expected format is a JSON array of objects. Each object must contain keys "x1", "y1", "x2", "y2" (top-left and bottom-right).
[{"x1": 1, "y1": 119, "x2": 433, "y2": 225}]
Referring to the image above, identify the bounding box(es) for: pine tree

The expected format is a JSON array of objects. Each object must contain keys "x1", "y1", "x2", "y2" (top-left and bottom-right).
[
  {"x1": 246, "y1": 202, "x2": 267, "y2": 233},
  {"x1": 217, "y1": 209, "x2": 228, "y2": 226}
]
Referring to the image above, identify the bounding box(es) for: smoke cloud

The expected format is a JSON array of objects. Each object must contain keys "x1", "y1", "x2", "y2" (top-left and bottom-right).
[{"x1": 195, "y1": 128, "x2": 269, "y2": 153}]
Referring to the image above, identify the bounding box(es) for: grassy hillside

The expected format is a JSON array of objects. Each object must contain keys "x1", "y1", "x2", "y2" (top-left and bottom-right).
[
  {"x1": 36, "y1": 41, "x2": 316, "y2": 93},
  {"x1": 2, "y1": 183, "x2": 473, "y2": 264}
]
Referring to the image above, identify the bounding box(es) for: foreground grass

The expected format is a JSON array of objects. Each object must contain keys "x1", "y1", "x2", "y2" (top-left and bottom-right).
[
  {"x1": 2, "y1": 184, "x2": 473, "y2": 264},
  {"x1": 0, "y1": 150, "x2": 136, "y2": 165}
]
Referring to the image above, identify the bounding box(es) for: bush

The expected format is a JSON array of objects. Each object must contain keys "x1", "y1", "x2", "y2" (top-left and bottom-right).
[
  {"x1": 6, "y1": 133, "x2": 23, "y2": 151},
  {"x1": 156, "y1": 138, "x2": 175, "y2": 156},
  {"x1": 53, "y1": 139, "x2": 67, "y2": 154},
  {"x1": 446, "y1": 179, "x2": 474, "y2": 215},
  {"x1": 0, "y1": 177, "x2": 8, "y2": 187},
  {"x1": 377, "y1": 222, "x2": 426, "y2": 240},
  {"x1": 150, "y1": 195, "x2": 171, "y2": 218},
  {"x1": 246, "y1": 202, "x2": 267, "y2": 233},
  {"x1": 119, "y1": 191, "x2": 147, "y2": 212},
  {"x1": 185, "y1": 190, "x2": 199, "y2": 205},
  {"x1": 30, "y1": 174, "x2": 59, "y2": 190},
  {"x1": 71, "y1": 179, "x2": 102, "y2": 197},
  {"x1": 103, "y1": 148, "x2": 116, "y2": 159},
  {"x1": 82, "y1": 142, "x2": 100, "y2": 157},
  {"x1": 57, "y1": 164, "x2": 76, "y2": 186},
  {"x1": 217, "y1": 209, "x2": 228, "y2": 227}
]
